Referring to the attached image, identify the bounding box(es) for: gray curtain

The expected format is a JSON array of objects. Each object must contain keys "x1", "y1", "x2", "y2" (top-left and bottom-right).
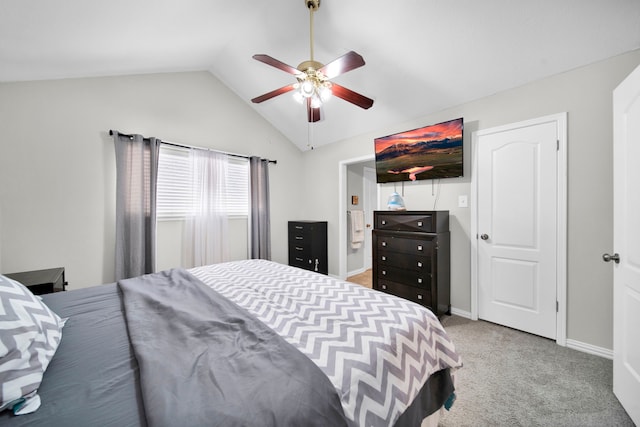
[
  {"x1": 249, "y1": 156, "x2": 271, "y2": 260},
  {"x1": 113, "y1": 131, "x2": 160, "y2": 280}
]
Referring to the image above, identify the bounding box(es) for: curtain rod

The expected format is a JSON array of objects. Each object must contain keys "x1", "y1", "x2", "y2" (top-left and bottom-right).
[{"x1": 109, "y1": 130, "x2": 277, "y2": 164}]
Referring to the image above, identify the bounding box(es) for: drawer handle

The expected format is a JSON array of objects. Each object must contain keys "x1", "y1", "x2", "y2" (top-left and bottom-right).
[
  {"x1": 417, "y1": 278, "x2": 423, "y2": 284},
  {"x1": 381, "y1": 220, "x2": 386, "y2": 225},
  {"x1": 417, "y1": 294, "x2": 423, "y2": 300},
  {"x1": 296, "y1": 236, "x2": 303, "y2": 240},
  {"x1": 381, "y1": 256, "x2": 386, "y2": 261},
  {"x1": 381, "y1": 284, "x2": 387, "y2": 290},
  {"x1": 417, "y1": 245, "x2": 423, "y2": 251},
  {"x1": 295, "y1": 246, "x2": 304, "y2": 251},
  {"x1": 295, "y1": 226, "x2": 303, "y2": 229},
  {"x1": 417, "y1": 261, "x2": 423, "y2": 268},
  {"x1": 295, "y1": 257, "x2": 304, "y2": 262},
  {"x1": 417, "y1": 221, "x2": 423, "y2": 227},
  {"x1": 382, "y1": 270, "x2": 387, "y2": 275},
  {"x1": 382, "y1": 242, "x2": 387, "y2": 247}
]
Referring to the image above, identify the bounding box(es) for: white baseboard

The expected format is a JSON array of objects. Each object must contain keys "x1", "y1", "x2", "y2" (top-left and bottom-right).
[
  {"x1": 448, "y1": 308, "x2": 613, "y2": 360},
  {"x1": 566, "y1": 339, "x2": 613, "y2": 360},
  {"x1": 450, "y1": 307, "x2": 472, "y2": 319},
  {"x1": 346, "y1": 267, "x2": 367, "y2": 278}
]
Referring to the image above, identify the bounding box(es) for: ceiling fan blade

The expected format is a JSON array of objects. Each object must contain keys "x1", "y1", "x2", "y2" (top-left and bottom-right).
[
  {"x1": 319, "y1": 51, "x2": 365, "y2": 79},
  {"x1": 331, "y1": 83, "x2": 374, "y2": 109},
  {"x1": 252, "y1": 54, "x2": 302, "y2": 76},
  {"x1": 307, "y1": 98, "x2": 321, "y2": 122},
  {"x1": 251, "y1": 84, "x2": 297, "y2": 104}
]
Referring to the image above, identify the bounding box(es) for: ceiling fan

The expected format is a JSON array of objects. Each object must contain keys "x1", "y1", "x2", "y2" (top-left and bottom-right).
[{"x1": 251, "y1": 0, "x2": 374, "y2": 123}]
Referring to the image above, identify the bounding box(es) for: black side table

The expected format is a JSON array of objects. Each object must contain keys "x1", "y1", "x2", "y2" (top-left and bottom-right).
[{"x1": 4, "y1": 267, "x2": 67, "y2": 295}]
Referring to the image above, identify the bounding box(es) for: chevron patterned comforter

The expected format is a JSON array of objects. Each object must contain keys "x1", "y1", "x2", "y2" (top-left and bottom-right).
[{"x1": 190, "y1": 260, "x2": 462, "y2": 427}]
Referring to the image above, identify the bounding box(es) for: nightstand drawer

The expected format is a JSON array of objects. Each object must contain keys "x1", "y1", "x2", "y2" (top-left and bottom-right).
[{"x1": 4, "y1": 267, "x2": 67, "y2": 295}]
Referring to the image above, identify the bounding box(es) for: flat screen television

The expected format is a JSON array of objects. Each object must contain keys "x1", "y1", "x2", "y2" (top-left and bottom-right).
[{"x1": 374, "y1": 117, "x2": 463, "y2": 183}]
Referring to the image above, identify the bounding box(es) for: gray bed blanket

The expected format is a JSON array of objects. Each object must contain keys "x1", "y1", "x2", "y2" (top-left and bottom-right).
[{"x1": 118, "y1": 268, "x2": 348, "y2": 427}]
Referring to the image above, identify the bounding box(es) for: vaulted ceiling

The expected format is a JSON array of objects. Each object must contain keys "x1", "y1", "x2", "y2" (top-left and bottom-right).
[{"x1": 2, "y1": 0, "x2": 639, "y2": 150}]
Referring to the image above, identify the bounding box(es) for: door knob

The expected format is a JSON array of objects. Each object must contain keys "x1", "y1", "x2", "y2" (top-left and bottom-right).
[
  {"x1": 602, "y1": 253, "x2": 620, "y2": 264},
  {"x1": 480, "y1": 234, "x2": 489, "y2": 240}
]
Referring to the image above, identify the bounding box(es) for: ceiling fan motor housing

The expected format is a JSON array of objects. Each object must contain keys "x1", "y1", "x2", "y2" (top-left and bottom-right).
[{"x1": 306, "y1": 0, "x2": 320, "y2": 11}]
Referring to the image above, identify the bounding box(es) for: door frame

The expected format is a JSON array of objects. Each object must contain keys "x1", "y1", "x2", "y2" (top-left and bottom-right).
[
  {"x1": 338, "y1": 154, "x2": 377, "y2": 280},
  {"x1": 363, "y1": 166, "x2": 377, "y2": 270},
  {"x1": 470, "y1": 113, "x2": 568, "y2": 345}
]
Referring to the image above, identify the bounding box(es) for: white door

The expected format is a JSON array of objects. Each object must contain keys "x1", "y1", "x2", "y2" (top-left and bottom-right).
[
  {"x1": 475, "y1": 116, "x2": 561, "y2": 339},
  {"x1": 363, "y1": 167, "x2": 377, "y2": 270},
  {"x1": 611, "y1": 64, "x2": 640, "y2": 425}
]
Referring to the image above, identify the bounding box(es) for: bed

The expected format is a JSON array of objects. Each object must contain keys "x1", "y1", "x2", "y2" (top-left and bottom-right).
[{"x1": 0, "y1": 259, "x2": 462, "y2": 426}]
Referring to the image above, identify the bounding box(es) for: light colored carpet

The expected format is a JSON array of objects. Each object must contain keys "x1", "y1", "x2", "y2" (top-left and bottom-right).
[
  {"x1": 438, "y1": 315, "x2": 634, "y2": 427},
  {"x1": 345, "y1": 270, "x2": 633, "y2": 426}
]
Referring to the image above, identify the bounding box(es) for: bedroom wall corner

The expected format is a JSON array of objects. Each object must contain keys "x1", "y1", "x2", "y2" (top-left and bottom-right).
[{"x1": 0, "y1": 71, "x2": 304, "y2": 289}]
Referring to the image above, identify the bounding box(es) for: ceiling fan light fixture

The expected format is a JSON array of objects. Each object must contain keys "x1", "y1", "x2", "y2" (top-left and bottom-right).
[
  {"x1": 319, "y1": 83, "x2": 332, "y2": 102},
  {"x1": 310, "y1": 95, "x2": 322, "y2": 109},
  {"x1": 251, "y1": 0, "x2": 374, "y2": 123},
  {"x1": 300, "y1": 79, "x2": 315, "y2": 98},
  {"x1": 292, "y1": 89, "x2": 304, "y2": 103}
]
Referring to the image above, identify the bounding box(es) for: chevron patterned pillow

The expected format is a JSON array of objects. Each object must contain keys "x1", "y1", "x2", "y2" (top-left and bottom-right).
[{"x1": 0, "y1": 274, "x2": 65, "y2": 415}]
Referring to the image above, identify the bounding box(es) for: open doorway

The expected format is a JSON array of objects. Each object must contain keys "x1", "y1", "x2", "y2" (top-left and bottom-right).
[{"x1": 338, "y1": 155, "x2": 378, "y2": 281}]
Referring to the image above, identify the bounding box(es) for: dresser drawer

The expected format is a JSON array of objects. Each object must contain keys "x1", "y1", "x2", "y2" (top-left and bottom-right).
[
  {"x1": 288, "y1": 221, "x2": 320, "y2": 236},
  {"x1": 375, "y1": 232, "x2": 435, "y2": 256},
  {"x1": 377, "y1": 265, "x2": 431, "y2": 289},
  {"x1": 290, "y1": 255, "x2": 313, "y2": 270},
  {"x1": 377, "y1": 280, "x2": 433, "y2": 309},
  {"x1": 375, "y1": 213, "x2": 434, "y2": 232},
  {"x1": 377, "y1": 251, "x2": 431, "y2": 272},
  {"x1": 376, "y1": 211, "x2": 449, "y2": 232}
]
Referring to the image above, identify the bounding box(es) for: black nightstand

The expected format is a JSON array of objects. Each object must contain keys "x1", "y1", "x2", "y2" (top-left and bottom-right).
[{"x1": 4, "y1": 267, "x2": 67, "y2": 295}]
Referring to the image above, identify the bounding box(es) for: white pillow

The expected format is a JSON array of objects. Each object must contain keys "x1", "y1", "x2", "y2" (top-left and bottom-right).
[{"x1": 0, "y1": 274, "x2": 65, "y2": 415}]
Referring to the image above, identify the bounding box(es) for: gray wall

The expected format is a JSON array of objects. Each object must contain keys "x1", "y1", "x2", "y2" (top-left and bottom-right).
[
  {"x1": 0, "y1": 71, "x2": 304, "y2": 287},
  {"x1": 1, "y1": 50, "x2": 639, "y2": 352},
  {"x1": 300, "y1": 50, "x2": 640, "y2": 351}
]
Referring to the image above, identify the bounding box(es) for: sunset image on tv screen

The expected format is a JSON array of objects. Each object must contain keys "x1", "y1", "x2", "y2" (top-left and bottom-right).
[{"x1": 374, "y1": 118, "x2": 463, "y2": 183}]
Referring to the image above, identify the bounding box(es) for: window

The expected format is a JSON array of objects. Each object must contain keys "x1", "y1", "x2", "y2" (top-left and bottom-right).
[{"x1": 156, "y1": 144, "x2": 249, "y2": 219}]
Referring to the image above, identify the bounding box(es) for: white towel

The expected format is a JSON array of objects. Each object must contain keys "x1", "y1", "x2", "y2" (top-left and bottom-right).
[{"x1": 350, "y1": 210, "x2": 365, "y2": 249}]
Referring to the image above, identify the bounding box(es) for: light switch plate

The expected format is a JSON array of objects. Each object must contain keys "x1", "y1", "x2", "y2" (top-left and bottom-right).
[{"x1": 458, "y1": 195, "x2": 468, "y2": 208}]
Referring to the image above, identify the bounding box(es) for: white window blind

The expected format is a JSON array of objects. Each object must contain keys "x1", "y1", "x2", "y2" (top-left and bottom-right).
[
  {"x1": 157, "y1": 144, "x2": 249, "y2": 219},
  {"x1": 226, "y1": 157, "x2": 249, "y2": 217}
]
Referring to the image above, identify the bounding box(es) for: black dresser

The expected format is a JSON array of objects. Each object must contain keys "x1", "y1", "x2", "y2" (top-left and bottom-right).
[
  {"x1": 288, "y1": 221, "x2": 328, "y2": 274},
  {"x1": 373, "y1": 211, "x2": 450, "y2": 316}
]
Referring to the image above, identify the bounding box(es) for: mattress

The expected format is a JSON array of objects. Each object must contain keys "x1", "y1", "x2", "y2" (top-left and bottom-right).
[
  {"x1": 0, "y1": 282, "x2": 147, "y2": 426},
  {"x1": 0, "y1": 260, "x2": 462, "y2": 426}
]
